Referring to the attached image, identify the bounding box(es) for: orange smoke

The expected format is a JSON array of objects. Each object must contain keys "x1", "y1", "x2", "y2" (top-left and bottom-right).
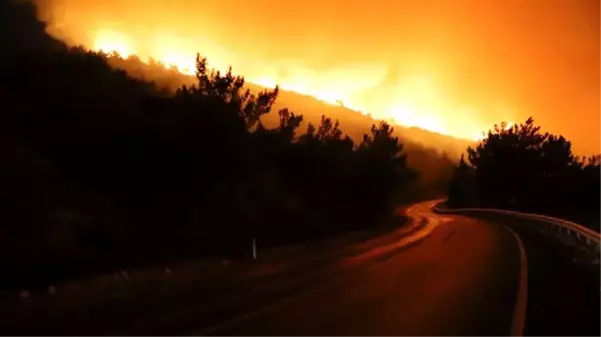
[{"x1": 35, "y1": 0, "x2": 515, "y2": 139}]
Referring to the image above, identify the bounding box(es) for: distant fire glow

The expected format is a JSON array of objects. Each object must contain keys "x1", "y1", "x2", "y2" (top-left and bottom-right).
[
  {"x1": 93, "y1": 29, "x2": 134, "y2": 58},
  {"x1": 475, "y1": 121, "x2": 515, "y2": 141},
  {"x1": 36, "y1": 1, "x2": 514, "y2": 140},
  {"x1": 88, "y1": 28, "x2": 500, "y2": 140}
]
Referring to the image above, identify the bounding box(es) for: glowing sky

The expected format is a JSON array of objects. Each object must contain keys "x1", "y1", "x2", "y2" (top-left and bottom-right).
[{"x1": 36, "y1": 0, "x2": 600, "y2": 154}]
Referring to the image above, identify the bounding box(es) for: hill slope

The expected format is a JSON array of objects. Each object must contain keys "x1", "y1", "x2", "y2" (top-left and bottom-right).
[
  {"x1": 104, "y1": 55, "x2": 474, "y2": 159},
  {"x1": 0, "y1": 0, "x2": 466, "y2": 288}
]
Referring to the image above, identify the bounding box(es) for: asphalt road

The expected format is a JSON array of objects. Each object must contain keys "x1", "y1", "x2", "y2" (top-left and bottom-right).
[
  {"x1": 5, "y1": 200, "x2": 598, "y2": 335},
  {"x1": 193, "y1": 200, "x2": 600, "y2": 336}
]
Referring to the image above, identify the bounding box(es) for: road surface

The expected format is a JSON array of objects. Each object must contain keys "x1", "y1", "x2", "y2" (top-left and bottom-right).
[
  {"x1": 5, "y1": 200, "x2": 598, "y2": 335},
  {"x1": 191, "y1": 200, "x2": 599, "y2": 336}
]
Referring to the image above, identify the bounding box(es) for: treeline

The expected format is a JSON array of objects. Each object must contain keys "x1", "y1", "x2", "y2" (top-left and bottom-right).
[
  {"x1": 0, "y1": 1, "x2": 455, "y2": 290},
  {"x1": 448, "y1": 118, "x2": 600, "y2": 230},
  {"x1": 101, "y1": 53, "x2": 460, "y2": 203}
]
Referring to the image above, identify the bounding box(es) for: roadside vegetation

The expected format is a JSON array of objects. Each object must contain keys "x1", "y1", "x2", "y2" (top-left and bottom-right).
[
  {"x1": 1, "y1": 0, "x2": 456, "y2": 290},
  {"x1": 448, "y1": 118, "x2": 600, "y2": 230}
]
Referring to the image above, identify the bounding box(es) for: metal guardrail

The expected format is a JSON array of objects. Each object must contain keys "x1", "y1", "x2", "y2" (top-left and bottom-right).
[{"x1": 432, "y1": 202, "x2": 601, "y2": 249}]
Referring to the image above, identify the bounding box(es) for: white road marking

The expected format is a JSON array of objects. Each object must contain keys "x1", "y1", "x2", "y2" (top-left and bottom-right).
[{"x1": 500, "y1": 224, "x2": 528, "y2": 337}]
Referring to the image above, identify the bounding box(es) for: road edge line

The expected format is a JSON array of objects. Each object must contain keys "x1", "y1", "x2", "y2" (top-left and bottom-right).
[{"x1": 501, "y1": 224, "x2": 528, "y2": 337}]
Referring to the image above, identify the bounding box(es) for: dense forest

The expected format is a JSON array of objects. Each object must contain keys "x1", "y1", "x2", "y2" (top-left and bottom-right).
[
  {"x1": 448, "y1": 118, "x2": 600, "y2": 230},
  {"x1": 100, "y1": 53, "x2": 462, "y2": 203},
  {"x1": 1, "y1": 0, "x2": 458, "y2": 290}
]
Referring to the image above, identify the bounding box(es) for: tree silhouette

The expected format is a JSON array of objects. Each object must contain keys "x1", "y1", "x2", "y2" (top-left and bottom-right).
[
  {"x1": 447, "y1": 154, "x2": 476, "y2": 208},
  {"x1": 449, "y1": 117, "x2": 600, "y2": 229}
]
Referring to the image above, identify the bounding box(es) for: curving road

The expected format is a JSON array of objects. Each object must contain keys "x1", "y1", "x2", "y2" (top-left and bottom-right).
[
  {"x1": 193, "y1": 200, "x2": 599, "y2": 336},
  {"x1": 188, "y1": 202, "x2": 521, "y2": 337},
  {"x1": 8, "y1": 200, "x2": 597, "y2": 335}
]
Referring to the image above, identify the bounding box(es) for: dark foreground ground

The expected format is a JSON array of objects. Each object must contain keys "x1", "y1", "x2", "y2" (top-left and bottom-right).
[{"x1": 0, "y1": 201, "x2": 598, "y2": 336}]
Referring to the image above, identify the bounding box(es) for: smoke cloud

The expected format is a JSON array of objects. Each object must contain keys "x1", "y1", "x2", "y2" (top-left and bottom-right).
[{"x1": 35, "y1": 0, "x2": 600, "y2": 154}]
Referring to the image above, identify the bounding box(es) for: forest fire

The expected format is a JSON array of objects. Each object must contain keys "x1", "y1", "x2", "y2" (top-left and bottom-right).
[
  {"x1": 35, "y1": 0, "x2": 516, "y2": 140},
  {"x1": 90, "y1": 27, "x2": 491, "y2": 139}
]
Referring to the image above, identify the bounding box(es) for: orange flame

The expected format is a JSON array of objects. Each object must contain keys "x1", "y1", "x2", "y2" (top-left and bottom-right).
[{"x1": 86, "y1": 28, "x2": 506, "y2": 141}]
